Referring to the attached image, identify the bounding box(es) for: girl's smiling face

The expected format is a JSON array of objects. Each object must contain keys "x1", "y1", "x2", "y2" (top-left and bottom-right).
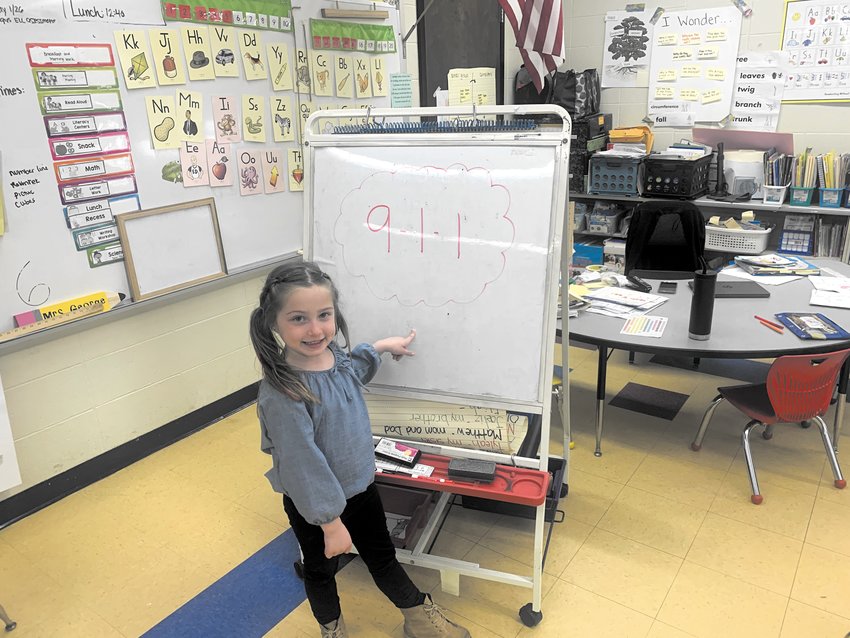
[{"x1": 275, "y1": 284, "x2": 336, "y2": 370}]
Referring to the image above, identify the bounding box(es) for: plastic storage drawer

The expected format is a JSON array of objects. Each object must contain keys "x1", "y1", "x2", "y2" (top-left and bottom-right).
[
  {"x1": 643, "y1": 154, "x2": 712, "y2": 199},
  {"x1": 460, "y1": 456, "x2": 566, "y2": 522},
  {"x1": 375, "y1": 483, "x2": 434, "y2": 549},
  {"x1": 588, "y1": 155, "x2": 643, "y2": 196}
]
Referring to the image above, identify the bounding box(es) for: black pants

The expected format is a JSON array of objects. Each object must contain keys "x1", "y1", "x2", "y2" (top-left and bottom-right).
[{"x1": 283, "y1": 482, "x2": 423, "y2": 625}]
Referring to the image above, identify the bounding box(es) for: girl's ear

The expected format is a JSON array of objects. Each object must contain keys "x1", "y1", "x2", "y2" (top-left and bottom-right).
[{"x1": 272, "y1": 330, "x2": 287, "y2": 351}]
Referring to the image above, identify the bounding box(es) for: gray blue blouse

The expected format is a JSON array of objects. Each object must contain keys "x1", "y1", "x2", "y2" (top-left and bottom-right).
[{"x1": 257, "y1": 341, "x2": 381, "y2": 526}]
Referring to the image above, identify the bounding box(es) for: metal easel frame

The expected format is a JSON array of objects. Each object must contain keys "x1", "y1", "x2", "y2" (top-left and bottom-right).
[{"x1": 302, "y1": 105, "x2": 571, "y2": 627}]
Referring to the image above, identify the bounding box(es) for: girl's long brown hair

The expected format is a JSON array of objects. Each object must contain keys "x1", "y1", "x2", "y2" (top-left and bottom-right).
[{"x1": 249, "y1": 261, "x2": 350, "y2": 402}]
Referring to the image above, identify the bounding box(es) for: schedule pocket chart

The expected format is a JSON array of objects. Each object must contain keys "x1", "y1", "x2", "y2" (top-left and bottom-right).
[{"x1": 49, "y1": 132, "x2": 131, "y2": 160}]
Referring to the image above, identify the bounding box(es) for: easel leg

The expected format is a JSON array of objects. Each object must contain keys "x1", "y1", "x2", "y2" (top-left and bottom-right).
[{"x1": 439, "y1": 569, "x2": 460, "y2": 596}]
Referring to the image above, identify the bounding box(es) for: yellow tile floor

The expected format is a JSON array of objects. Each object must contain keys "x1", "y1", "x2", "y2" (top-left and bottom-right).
[{"x1": 2, "y1": 343, "x2": 850, "y2": 637}]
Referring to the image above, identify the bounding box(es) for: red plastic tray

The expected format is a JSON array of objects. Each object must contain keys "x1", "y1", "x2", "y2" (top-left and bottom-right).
[{"x1": 375, "y1": 453, "x2": 550, "y2": 507}]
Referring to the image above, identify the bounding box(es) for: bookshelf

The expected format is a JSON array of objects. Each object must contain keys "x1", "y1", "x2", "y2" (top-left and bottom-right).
[{"x1": 571, "y1": 192, "x2": 850, "y2": 262}]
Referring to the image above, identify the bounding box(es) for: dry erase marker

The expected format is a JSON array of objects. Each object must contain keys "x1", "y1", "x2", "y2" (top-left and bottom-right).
[
  {"x1": 757, "y1": 319, "x2": 783, "y2": 334},
  {"x1": 754, "y1": 315, "x2": 784, "y2": 330}
]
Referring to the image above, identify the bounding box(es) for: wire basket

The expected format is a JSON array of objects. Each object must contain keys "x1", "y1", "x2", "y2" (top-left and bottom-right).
[{"x1": 705, "y1": 225, "x2": 772, "y2": 255}]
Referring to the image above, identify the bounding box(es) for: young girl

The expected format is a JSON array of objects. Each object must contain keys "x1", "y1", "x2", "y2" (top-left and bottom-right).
[{"x1": 250, "y1": 262, "x2": 471, "y2": 638}]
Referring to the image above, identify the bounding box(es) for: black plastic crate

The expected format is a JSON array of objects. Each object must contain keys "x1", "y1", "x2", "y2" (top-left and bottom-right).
[
  {"x1": 589, "y1": 155, "x2": 643, "y2": 196},
  {"x1": 569, "y1": 134, "x2": 607, "y2": 193},
  {"x1": 643, "y1": 154, "x2": 712, "y2": 199},
  {"x1": 460, "y1": 456, "x2": 566, "y2": 523}
]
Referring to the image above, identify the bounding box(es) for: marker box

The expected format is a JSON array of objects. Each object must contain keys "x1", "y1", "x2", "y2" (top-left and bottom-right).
[{"x1": 374, "y1": 438, "x2": 421, "y2": 467}]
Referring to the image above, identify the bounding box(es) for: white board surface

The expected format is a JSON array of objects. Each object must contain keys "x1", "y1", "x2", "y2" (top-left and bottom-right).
[{"x1": 306, "y1": 124, "x2": 566, "y2": 410}]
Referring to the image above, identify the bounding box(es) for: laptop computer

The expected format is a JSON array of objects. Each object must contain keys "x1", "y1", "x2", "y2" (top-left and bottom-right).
[{"x1": 688, "y1": 279, "x2": 770, "y2": 298}]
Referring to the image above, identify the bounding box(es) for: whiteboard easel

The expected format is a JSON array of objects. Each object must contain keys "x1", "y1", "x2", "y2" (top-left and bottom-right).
[{"x1": 304, "y1": 105, "x2": 570, "y2": 625}]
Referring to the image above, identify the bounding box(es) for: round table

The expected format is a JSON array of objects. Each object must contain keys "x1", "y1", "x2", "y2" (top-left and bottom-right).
[{"x1": 567, "y1": 259, "x2": 850, "y2": 456}]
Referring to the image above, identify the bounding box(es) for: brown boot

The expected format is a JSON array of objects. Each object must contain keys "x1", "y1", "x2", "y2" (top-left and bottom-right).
[
  {"x1": 400, "y1": 594, "x2": 471, "y2": 638},
  {"x1": 319, "y1": 614, "x2": 347, "y2": 638}
]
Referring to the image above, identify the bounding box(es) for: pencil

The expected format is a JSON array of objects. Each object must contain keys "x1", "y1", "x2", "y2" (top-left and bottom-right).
[
  {"x1": 754, "y1": 315, "x2": 784, "y2": 330},
  {"x1": 758, "y1": 319, "x2": 784, "y2": 334}
]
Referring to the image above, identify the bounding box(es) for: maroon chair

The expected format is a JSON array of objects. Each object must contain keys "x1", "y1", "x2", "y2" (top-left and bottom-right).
[{"x1": 691, "y1": 349, "x2": 850, "y2": 504}]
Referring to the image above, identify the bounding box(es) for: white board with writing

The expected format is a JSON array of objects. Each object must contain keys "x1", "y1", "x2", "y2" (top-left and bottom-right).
[{"x1": 304, "y1": 108, "x2": 568, "y2": 411}]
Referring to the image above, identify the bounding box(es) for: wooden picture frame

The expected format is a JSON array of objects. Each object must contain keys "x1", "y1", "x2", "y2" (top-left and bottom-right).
[{"x1": 115, "y1": 198, "x2": 227, "y2": 301}]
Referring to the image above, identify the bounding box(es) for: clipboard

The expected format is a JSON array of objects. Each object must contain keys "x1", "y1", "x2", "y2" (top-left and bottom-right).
[{"x1": 774, "y1": 312, "x2": 850, "y2": 340}]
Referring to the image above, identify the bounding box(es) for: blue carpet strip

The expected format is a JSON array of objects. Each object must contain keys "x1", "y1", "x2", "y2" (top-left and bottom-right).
[
  {"x1": 142, "y1": 529, "x2": 354, "y2": 638},
  {"x1": 609, "y1": 382, "x2": 689, "y2": 421}
]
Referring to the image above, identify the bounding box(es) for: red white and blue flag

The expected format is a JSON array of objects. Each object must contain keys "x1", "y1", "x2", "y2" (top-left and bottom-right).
[{"x1": 500, "y1": 0, "x2": 565, "y2": 94}]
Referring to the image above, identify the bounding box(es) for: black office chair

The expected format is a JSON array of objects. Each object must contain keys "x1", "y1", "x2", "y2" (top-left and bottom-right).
[
  {"x1": 625, "y1": 201, "x2": 707, "y2": 365},
  {"x1": 625, "y1": 200, "x2": 707, "y2": 280}
]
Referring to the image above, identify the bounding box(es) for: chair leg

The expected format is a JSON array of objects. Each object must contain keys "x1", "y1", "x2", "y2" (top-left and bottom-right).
[
  {"x1": 691, "y1": 395, "x2": 724, "y2": 451},
  {"x1": 742, "y1": 420, "x2": 763, "y2": 504},
  {"x1": 0, "y1": 603, "x2": 15, "y2": 631},
  {"x1": 762, "y1": 424, "x2": 775, "y2": 440},
  {"x1": 813, "y1": 416, "x2": 847, "y2": 489},
  {"x1": 628, "y1": 350, "x2": 635, "y2": 364}
]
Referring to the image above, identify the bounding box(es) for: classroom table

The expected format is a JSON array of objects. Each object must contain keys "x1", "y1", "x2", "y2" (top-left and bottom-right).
[{"x1": 567, "y1": 259, "x2": 850, "y2": 457}]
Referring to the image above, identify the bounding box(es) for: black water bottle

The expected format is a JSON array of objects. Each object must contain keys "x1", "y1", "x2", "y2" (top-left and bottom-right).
[{"x1": 688, "y1": 269, "x2": 717, "y2": 340}]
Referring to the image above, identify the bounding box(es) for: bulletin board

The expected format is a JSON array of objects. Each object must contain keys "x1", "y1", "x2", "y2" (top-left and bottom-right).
[
  {"x1": 0, "y1": 0, "x2": 401, "y2": 333},
  {"x1": 647, "y1": 6, "x2": 742, "y2": 124}
]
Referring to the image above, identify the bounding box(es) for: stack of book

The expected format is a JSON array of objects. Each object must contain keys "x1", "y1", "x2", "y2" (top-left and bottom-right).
[{"x1": 734, "y1": 253, "x2": 820, "y2": 276}]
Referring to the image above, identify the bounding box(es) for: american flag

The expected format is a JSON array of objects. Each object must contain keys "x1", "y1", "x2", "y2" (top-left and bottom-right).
[{"x1": 500, "y1": 0, "x2": 564, "y2": 94}]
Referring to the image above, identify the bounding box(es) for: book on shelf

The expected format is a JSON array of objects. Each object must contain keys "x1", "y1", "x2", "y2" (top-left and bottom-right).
[{"x1": 733, "y1": 254, "x2": 820, "y2": 276}]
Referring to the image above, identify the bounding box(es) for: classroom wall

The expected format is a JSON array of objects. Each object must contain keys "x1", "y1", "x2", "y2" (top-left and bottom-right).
[
  {"x1": 502, "y1": 1, "x2": 850, "y2": 154},
  {"x1": 564, "y1": 0, "x2": 850, "y2": 152},
  {"x1": 0, "y1": 275, "x2": 264, "y2": 499}
]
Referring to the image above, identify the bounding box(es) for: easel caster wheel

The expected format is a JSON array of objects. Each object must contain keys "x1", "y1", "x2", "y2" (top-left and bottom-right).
[
  {"x1": 293, "y1": 560, "x2": 304, "y2": 580},
  {"x1": 519, "y1": 603, "x2": 543, "y2": 627},
  {"x1": 4, "y1": 621, "x2": 15, "y2": 632},
  {"x1": 559, "y1": 484, "x2": 569, "y2": 498}
]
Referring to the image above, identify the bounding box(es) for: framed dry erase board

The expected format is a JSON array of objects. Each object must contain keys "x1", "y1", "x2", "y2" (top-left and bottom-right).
[{"x1": 116, "y1": 198, "x2": 226, "y2": 301}]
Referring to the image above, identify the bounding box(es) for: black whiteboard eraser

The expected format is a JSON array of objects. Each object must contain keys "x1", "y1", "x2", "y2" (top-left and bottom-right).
[{"x1": 447, "y1": 458, "x2": 497, "y2": 482}]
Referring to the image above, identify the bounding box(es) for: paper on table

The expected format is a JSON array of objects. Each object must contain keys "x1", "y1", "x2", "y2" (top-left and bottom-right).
[
  {"x1": 810, "y1": 290, "x2": 850, "y2": 310},
  {"x1": 809, "y1": 276, "x2": 850, "y2": 292},
  {"x1": 721, "y1": 265, "x2": 800, "y2": 285},
  {"x1": 621, "y1": 315, "x2": 668, "y2": 337}
]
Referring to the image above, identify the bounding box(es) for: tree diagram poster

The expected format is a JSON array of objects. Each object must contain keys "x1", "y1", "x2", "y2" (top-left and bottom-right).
[
  {"x1": 602, "y1": 10, "x2": 654, "y2": 88},
  {"x1": 647, "y1": 7, "x2": 742, "y2": 124},
  {"x1": 781, "y1": 0, "x2": 850, "y2": 103}
]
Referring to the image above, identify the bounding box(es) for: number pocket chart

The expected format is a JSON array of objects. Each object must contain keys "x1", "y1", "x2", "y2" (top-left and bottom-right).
[
  {"x1": 782, "y1": 0, "x2": 850, "y2": 102},
  {"x1": 647, "y1": 6, "x2": 742, "y2": 124}
]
